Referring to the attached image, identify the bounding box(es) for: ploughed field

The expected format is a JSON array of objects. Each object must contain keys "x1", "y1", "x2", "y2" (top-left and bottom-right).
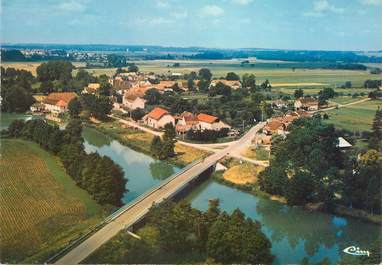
[{"x1": 0, "y1": 139, "x2": 102, "y2": 263}]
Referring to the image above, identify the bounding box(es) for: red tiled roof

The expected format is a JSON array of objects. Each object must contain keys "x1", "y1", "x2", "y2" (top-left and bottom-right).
[
  {"x1": 264, "y1": 120, "x2": 284, "y2": 132},
  {"x1": 43, "y1": 92, "x2": 77, "y2": 107},
  {"x1": 148, "y1": 107, "x2": 169, "y2": 120},
  {"x1": 152, "y1": 81, "x2": 177, "y2": 90},
  {"x1": 197, "y1": 113, "x2": 219, "y2": 123},
  {"x1": 211, "y1": 79, "x2": 241, "y2": 87},
  {"x1": 298, "y1": 97, "x2": 318, "y2": 104}
]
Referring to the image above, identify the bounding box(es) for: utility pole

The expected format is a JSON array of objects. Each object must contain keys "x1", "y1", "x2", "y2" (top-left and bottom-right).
[{"x1": 242, "y1": 120, "x2": 245, "y2": 133}]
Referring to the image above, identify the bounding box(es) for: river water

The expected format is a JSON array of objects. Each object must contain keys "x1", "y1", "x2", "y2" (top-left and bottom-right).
[{"x1": 1, "y1": 113, "x2": 380, "y2": 264}]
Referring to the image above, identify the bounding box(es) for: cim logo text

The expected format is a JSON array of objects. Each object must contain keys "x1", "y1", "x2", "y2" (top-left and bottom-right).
[{"x1": 343, "y1": 246, "x2": 370, "y2": 257}]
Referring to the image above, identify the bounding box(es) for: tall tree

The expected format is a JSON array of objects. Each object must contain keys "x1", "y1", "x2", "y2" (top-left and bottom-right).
[
  {"x1": 294, "y1": 88, "x2": 304, "y2": 99},
  {"x1": 198, "y1": 68, "x2": 212, "y2": 81},
  {"x1": 68, "y1": 97, "x2": 82, "y2": 118},
  {"x1": 369, "y1": 108, "x2": 382, "y2": 151}
]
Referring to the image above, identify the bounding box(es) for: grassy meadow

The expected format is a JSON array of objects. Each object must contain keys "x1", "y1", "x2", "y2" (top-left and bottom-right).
[
  {"x1": 0, "y1": 139, "x2": 103, "y2": 263},
  {"x1": 323, "y1": 99, "x2": 381, "y2": 132}
]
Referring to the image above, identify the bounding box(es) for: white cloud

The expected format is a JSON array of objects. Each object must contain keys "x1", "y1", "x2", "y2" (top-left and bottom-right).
[
  {"x1": 304, "y1": 0, "x2": 344, "y2": 17},
  {"x1": 155, "y1": 0, "x2": 170, "y2": 9},
  {"x1": 314, "y1": 0, "x2": 344, "y2": 13},
  {"x1": 201, "y1": 5, "x2": 224, "y2": 17},
  {"x1": 170, "y1": 9, "x2": 188, "y2": 19},
  {"x1": 359, "y1": 0, "x2": 382, "y2": 5},
  {"x1": 57, "y1": 0, "x2": 86, "y2": 12},
  {"x1": 136, "y1": 17, "x2": 174, "y2": 26},
  {"x1": 231, "y1": 0, "x2": 253, "y2": 5}
]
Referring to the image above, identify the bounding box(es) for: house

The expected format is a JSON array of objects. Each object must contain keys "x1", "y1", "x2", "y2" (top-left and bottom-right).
[
  {"x1": 294, "y1": 97, "x2": 319, "y2": 111},
  {"x1": 151, "y1": 81, "x2": 183, "y2": 92},
  {"x1": 144, "y1": 107, "x2": 175, "y2": 129},
  {"x1": 273, "y1": 99, "x2": 288, "y2": 109},
  {"x1": 195, "y1": 113, "x2": 231, "y2": 131},
  {"x1": 30, "y1": 103, "x2": 45, "y2": 112},
  {"x1": 43, "y1": 92, "x2": 77, "y2": 114},
  {"x1": 82, "y1": 83, "x2": 100, "y2": 94},
  {"x1": 256, "y1": 134, "x2": 272, "y2": 145},
  {"x1": 123, "y1": 93, "x2": 146, "y2": 110},
  {"x1": 263, "y1": 119, "x2": 286, "y2": 135},
  {"x1": 210, "y1": 79, "x2": 242, "y2": 90},
  {"x1": 175, "y1": 111, "x2": 199, "y2": 133}
]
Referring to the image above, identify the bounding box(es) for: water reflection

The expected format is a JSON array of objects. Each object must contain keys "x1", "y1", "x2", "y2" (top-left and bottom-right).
[
  {"x1": 82, "y1": 127, "x2": 111, "y2": 147},
  {"x1": 82, "y1": 127, "x2": 181, "y2": 203},
  {"x1": 188, "y1": 179, "x2": 380, "y2": 265},
  {"x1": 150, "y1": 161, "x2": 175, "y2": 180}
]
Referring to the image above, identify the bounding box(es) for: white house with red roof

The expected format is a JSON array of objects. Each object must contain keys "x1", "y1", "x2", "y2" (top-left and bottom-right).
[
  {"x1": 144, "y1": 107, "x2": 175, "y2": 129},
  {"x1": 122, "y1": 93, "x2": 146, "y2": 110},
  {"x1": 43, "y1": 92, "x2": 77, "y2": 114},
  {"x1": 195, "y1": 113, "x2": 231, "y2": 131}
]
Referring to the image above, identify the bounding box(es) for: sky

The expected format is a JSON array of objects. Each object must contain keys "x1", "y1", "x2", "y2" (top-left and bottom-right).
[{"x1": 1, "y1": 0, "x2": 382, "y2": 50}]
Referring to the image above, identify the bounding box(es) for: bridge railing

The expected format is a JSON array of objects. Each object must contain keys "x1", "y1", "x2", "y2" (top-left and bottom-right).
[{"x1": 45, "y1": 158, "x2": 203, "y2": 264}]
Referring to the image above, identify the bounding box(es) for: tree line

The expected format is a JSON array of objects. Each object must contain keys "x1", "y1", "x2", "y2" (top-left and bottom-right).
[
  {"x1": 1, "y1": 67, "x2": 35, "y2": 112},
  {"x1": 4, "y1": 119, "x2": 126, "y2": 207},
  {"x1": 88, "y1": 199, "x2": 273, "y2": 264}
]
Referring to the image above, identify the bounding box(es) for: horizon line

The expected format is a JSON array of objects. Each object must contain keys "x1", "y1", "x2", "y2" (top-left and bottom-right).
[{"x1": 1, "y1": 42, "x2": 381, "y2": 53}]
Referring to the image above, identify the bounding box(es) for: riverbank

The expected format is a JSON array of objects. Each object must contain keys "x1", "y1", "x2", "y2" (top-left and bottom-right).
[
  {"x1": 86, "y1": 121, "x2": 210, "y2": 167},
  {"x1": 213, "y1": 159, "x2": 382, "y2": 225}
]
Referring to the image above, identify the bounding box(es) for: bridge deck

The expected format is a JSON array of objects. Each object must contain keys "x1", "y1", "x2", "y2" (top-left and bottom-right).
[
  {"x1": 54, "y1": 151, "x2": 226, "y2": 264},
  {"x1": 53, "y1": 122, "x2": 265, "y2": 265}
]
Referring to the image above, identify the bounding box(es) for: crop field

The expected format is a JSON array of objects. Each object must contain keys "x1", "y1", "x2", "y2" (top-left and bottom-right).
[
  {"x1": 0, "y1": 139, "x2": 102, "y2": 263},
  {"x1": 323, "y1": 99, "x2": 381, "y2": 132},
  {"x1": 4, "y1": 60, "x2": 379, "y2": 90},
  {"x1": 2, "y1": 62, "x2": 85, "y2": 76},
  {"x1": 273, "y1": 87, "x2": 372, "y2": 96}
]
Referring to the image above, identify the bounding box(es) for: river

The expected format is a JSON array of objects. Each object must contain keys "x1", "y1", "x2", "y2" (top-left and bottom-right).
[{"x1": 1, "y1": 113, "x2": 380, "y2": 264}]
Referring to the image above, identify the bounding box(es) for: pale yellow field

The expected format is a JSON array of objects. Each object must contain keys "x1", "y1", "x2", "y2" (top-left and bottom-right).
[
  {"x1": 223, "y1": 163, "x2": 264, "y2": 185},
  {"x1": 271, "y1": 82, "x2": 328, "y2": 87},
  {"x1": 2, "y1": 62, "x2": 86, "y2": 76}
]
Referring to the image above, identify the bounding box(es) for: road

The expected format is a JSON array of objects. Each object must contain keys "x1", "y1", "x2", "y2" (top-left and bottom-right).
[
  {"x1": 54, "y1": 122, "x2": 266, "y2": 265},
  {"x1": 110, "y1": 115, "x2": 266, "y2": 165}
]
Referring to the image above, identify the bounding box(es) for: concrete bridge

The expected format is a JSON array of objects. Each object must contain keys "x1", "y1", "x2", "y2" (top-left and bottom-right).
[{"x1": 52, "y1": 122, "x2": 266, "y2": 265}]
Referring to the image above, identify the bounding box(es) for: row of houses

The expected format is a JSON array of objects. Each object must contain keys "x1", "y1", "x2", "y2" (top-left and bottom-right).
[
  {"x1": 263, "y1": 110, "x2": 312, "y2": 136},
  {"x1": 142, "y1": 107, "x2": 231, "y2": 133}
]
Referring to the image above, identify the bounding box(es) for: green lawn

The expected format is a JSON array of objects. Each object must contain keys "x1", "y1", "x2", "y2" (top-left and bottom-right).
[
  {"x1": 75, "y1": 60, "x2": 377, "y2": 89},
  {"x1": 329, "y1": 96, "x2": 368, "y2": 105},
  {"x1": 0, "y1": 139, "x2": 103, "y2": 263},
  {"x1": 323, "y1": 99, "x2": 381, "y2": 132}
]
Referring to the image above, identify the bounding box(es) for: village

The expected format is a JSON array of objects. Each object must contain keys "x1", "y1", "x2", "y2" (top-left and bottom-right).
[{"x1": 28, "y1": 68, "x2": 345, "y2": 155}]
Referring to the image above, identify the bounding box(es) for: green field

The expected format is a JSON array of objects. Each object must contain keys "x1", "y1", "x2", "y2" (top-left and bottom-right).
[
  {"x1": 329, "y1": 96, "x2": 368, "y2": 105},
  {"x1": 0, "y1": 139, "x2": 103, "y2": 263},
  {"x1": 110, "y1": 60, "x2": 378, "y2": 88},
  {"x1": 323, "y1": 99, "x2": 381, "y2": 132},
  {"x1": 4, "y1": 60, "x2": 380, "y2": 92}
]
